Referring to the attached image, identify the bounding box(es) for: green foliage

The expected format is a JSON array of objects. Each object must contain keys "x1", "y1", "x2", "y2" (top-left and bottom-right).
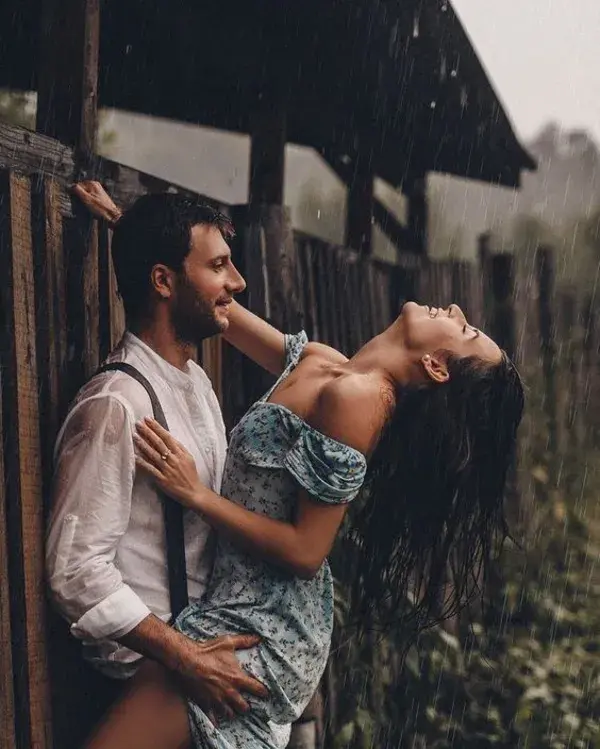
[{"x1": 330, "y1": 514, "x2": 600, "y2": 748}]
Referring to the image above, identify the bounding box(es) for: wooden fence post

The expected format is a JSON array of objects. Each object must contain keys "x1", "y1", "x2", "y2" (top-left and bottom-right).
[
  {"x1": 0, "y1": 367, "x2": 16, "y2": 749},
  {"x1": 582, "y1": 296, "x2": 599, "y2": 445},
  {"x1": 478, "y1": 233, "x2": 493, "y2": 329},
  {"x1": 489, "y1": 253, "x2": 517, "y2": 360},
  {"x1": 0, "y1": 170, "x2": 52, "y2": 749},
  {"x1": 31, "y1": 177, "x2": 68, "y2": 493},
  {"x1": 535, "y1": 247, "x2": 559, "y2": 462},
  {"x1": 560, "y1": 292, "x2": 585, "y2": 449}
]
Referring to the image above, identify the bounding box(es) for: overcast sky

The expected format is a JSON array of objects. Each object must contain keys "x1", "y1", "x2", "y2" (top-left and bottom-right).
[{"x1": 452, "y1": 0, "x2": 600, "y2": 143}]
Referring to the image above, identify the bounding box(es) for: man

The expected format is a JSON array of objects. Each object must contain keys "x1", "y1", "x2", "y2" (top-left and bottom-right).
[{"x1": 46, "y1": 184, "x2": 290, "y2": 746}]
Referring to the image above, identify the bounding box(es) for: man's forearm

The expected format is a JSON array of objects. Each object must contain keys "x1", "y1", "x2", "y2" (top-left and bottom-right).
[{"x1": 118, "y1": 613, "x2": 189, "y2": 674}]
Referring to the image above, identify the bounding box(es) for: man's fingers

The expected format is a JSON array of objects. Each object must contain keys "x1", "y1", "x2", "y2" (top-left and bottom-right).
[
  {"x1": 235, "y1": 673, "x2": 268, "y2": 700},
  {"x1": 223, "y1": 690, "x2": 250, "y2": 715},
  {"x1": 225, "y1": 634, "x2": 261, "y2": 651}
]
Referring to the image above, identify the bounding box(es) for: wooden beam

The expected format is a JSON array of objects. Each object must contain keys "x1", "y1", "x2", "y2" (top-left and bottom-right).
[
  {"x1": 0, "y1": 122, "x2": 231, "y2": 218},
  {"x1": 345, "y1": 147, "x2": 375, "y2": 255},
  {"x1": 36, "y1": 0, "x2": 100, "y2": 156},
  {"x1": 323, "y1": 149, "x2": 416, "y2": 255},
  {"x1": 0, "y1": 170, "x2": 52, "y2": 749},
  {"x1": 406, "y1": 173, "x2": 428, "y2": 255},
  {"x1": 249, "y1": 95, "x2": 287, "y2": 206}
]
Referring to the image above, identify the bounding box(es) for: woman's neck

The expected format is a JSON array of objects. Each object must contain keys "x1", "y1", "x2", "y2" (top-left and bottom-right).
[{"x1": 343, "y1": 327, "x2": 415, "y2": 390}]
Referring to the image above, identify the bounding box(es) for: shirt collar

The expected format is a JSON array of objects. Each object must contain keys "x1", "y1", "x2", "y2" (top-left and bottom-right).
[{"x1": 119, "y1": 331, "x2": 211, "y2": 394}]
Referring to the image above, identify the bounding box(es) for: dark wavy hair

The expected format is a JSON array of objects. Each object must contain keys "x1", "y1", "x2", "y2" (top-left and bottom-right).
[
  {"x1": 349, "y1": 350, "x2": 525, "y2": 640},
  {"x1": 111, "y1": 193, "x2": 234, "y2": 322}
]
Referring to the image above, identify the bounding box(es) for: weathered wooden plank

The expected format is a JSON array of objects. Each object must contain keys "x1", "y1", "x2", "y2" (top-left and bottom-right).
[
  {"x1": 61, "y1": 211, "x2": 100, "y2": 396},
  {"x1": 105, "y1": 229, "x2": 126, "y2": 350},
  {"x1": 560, "y1": 292, "x2": 585, "y2": 448},
  {"x1": 354, "y1": 259, "x2": 369, "y2": 347},
  {"x1": 292, "y1": 236, "x2": 307, "y2": 336},
  {"x1": 301, "y1": 240, "x2": 320, "y2": 341},
  {"x1": 257, "y1": 205, "x2": 299, "y2": 332},
  {"x1": 37, "y1": 0, "x2": 100, "y2": 154},
  {"x1": 98, "y1": 221, "x2": 112, "y2": 360},
  {"x1": 370, "y1": 265, "x2": 387, "y2": 333},
  {"x1": 581, "y1": 297, "x2": 600, "y2": 442},
  {"x1": 81, "y1": 218, "x2": 101, "y2": 378},
  {"x1": 31, "y1": 177, "x2": 68, "y2": 495},
  {"x1": 333, "y1": 248, "x2": 351, "y2": 355},
  {"x1": 346, "y1": 149, "x2": 374, "y2": 255},
  {"x1": 313, "y1": 242, "x2": 331, "y2": 345},
  {"x1": 202, "y1": 337, "x2": 223, "y2": 407},
  {"x1": 478, "y1": 233, "x2": 493, "y2": 330},
  {"x1": 0, "y1": 123, "x2": 75, "y2": 184},
  {"x1": 0, "y1": 170, "x2": 52, "y2": 749},
  {"x1": 324, "y1": 245, "x2": 342, "y2": 352},
  {"x1": 249, "y1": 96, "x2": 286, "y2": 206},
  {"x1": 0, "y1": 369, "x2": 16, "y2": 749},
  {"x1": 0, "y1": 122, "x2": 231, "y2": 221}
]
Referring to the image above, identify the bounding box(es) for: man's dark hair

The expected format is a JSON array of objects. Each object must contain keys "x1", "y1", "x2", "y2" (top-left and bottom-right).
[{"x1": 111, "y1": 193, "x2": 234, "y2": 322}]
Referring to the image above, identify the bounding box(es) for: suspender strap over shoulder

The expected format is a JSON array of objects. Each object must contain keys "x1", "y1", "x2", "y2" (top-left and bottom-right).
[{"x1": 96, "y1": 362, "x2": 189, "y2": 620}]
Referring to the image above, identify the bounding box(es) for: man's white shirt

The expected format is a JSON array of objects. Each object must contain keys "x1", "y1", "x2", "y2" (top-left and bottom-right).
[{"x1": 46, "y1": 332, "x2": 227, "y2": 677}]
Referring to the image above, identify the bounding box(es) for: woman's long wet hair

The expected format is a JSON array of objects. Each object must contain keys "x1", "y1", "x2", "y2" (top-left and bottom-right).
[{"x1": 349, "y1": 350, "x2": 525, "y2": 640}]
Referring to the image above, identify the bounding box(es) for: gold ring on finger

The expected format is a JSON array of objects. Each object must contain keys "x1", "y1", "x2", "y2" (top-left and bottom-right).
[{"x1": 161, "y1": 449, "x2": 171, "y2": 461}]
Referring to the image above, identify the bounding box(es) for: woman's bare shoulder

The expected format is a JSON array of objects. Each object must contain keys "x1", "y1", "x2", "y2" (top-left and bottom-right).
[{"x1": 307, "y1": 373, "x2": 390, "y2": 457}]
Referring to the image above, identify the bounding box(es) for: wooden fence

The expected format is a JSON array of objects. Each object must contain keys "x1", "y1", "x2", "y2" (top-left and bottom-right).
[{"x1": 1, "y1": 154, "x2": 598, "y2": 748}]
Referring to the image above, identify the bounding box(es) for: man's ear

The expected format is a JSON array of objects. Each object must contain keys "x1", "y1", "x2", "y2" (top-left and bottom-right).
[
  {"x1": 421, "y1": 353, "x2": 449, "y2": 384},
  {"x1": 150, "y1": 264, "x2": 174, "y2": 300}
]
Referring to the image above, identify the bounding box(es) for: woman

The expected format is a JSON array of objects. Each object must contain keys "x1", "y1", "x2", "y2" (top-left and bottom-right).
[{"x1": 84, "y1": 296, "x2": 524, "y2": 749}]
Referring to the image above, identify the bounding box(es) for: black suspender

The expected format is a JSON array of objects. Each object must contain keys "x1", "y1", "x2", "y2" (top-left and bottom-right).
[{"x1": 96, "y1": 362, "x2": 189, "y2": 620}]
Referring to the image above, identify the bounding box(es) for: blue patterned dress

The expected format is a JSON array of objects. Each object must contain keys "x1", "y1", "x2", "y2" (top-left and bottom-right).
[{"x1": 175, "y1": 332, "x2": 367, "y2": 748}]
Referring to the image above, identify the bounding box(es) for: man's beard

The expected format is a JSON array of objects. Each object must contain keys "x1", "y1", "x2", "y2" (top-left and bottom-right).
[{"x1": 171, "y1": 273, "x2": 225, "y2": 345}]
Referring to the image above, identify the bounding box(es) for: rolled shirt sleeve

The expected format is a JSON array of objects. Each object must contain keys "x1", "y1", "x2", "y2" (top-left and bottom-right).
[{"x1": 46, "y1": 394, "x2": 151, "y2": 641}]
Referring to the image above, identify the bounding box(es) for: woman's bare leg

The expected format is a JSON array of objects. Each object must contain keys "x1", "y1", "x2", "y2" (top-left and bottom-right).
[{"x1": 84, "y1": 661, "x2": 191, "y2": 749}]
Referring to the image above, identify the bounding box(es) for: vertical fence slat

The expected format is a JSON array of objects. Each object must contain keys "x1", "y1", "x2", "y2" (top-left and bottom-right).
[
  {"x1": 364, "y1": 262, "x2": 378, "y2": 338},
  {"x1": 202, "y1": 337, "x2": 223, "y2": 407},
  {"x1": 560, "y1": 292, "x2": 585, "y2": 448},
  {"x1": 313, "y1": 243, "x2": 331, "y2": 346},
  {"x1": 0, "y1": 170, "x2": 52, "y2": 749},
  {"x1": 306, "y1": 241, "x2": 321, "y2": 341},
  {"x1": 0, "y1": 371, "x2": 16, "y2": 749},
  {"x1": 83, "y1": 219, "x2": 100, "y2": 375},
  {"x1": 536, "y1": 247, "x2": 559, "y2": 460},
  {"x1": 106, "y1": 227, "x2": 125, "y2": 349},
  {"x1": 31, "y1": 177, "x2": 68, "y2": 490},
  {"x1": 98, "y1": 221, "x2": 113, "y2": 361},
  {"x1": 62, "y1": 211, "x2": 100, "y2": 403}
]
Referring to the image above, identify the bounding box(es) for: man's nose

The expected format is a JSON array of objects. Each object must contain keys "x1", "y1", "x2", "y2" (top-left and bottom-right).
[{"x1": 227, "y1": 263, "x2": 246, "y2": 295}]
